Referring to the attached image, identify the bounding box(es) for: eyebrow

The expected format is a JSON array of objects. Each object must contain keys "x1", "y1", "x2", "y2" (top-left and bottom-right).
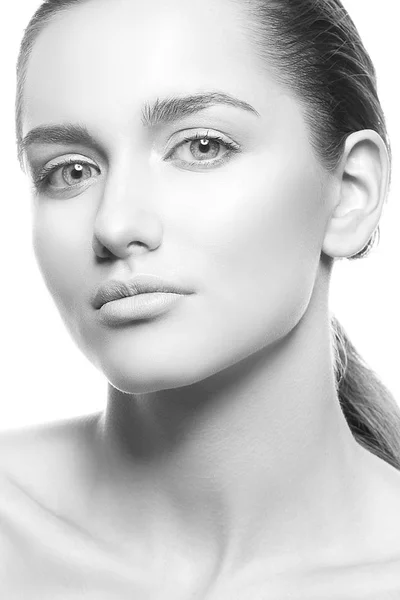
[{"x1": 18, "y1": 91, "x2": 260, "y2": 166}]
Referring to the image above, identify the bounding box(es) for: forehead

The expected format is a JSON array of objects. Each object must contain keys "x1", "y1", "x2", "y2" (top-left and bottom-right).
[{"x1": 22, "y1": 0, "x2": 286, "y2": 135}]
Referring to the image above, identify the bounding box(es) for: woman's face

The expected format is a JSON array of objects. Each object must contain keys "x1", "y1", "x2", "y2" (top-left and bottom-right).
[{"x1": 22, "y1": 0, "x2": 332, "y2": 393}]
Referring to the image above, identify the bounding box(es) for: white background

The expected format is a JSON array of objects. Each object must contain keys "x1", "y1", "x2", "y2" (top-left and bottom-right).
[{"x1": 0, "y1": 1, "x2": 398, "y2": 430}]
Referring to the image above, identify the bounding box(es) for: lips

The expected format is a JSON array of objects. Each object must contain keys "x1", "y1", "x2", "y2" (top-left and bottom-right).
[{"x1": 92, "y1": 274, "x2": 194, "y2": 309}]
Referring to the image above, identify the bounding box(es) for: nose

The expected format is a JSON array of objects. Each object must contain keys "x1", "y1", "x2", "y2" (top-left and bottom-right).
[{"x1": 92, "y1": 170, "x2": 163, "y2": 259}]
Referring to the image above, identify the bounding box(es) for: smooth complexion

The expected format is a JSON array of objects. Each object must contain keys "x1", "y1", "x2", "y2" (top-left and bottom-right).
[{"x1": 17, "y1": 0, "x2": 400, "y2": 594}]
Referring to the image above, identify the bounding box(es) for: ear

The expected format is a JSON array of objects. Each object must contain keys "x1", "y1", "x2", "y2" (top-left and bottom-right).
[{"x1": 322, "y1": 129, "x2": 390, "y2": 259}]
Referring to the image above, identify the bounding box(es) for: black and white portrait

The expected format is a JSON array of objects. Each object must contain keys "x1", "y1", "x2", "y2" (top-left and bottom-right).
[{"x1": 0, "y1": 0, "x2": 399, "y2": 597}]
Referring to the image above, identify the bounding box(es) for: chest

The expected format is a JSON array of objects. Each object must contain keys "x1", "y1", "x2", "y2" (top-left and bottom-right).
[
  {"x1": 1, "y1": 477, "x2": 400, "y2": 600},
  {"x1": 2, "y1": 521, "x2": 400, "y2": 600}
]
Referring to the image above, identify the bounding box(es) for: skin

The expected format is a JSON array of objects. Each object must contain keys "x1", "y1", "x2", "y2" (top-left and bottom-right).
[{"x1": 5, "y1": 0, "x2": 400, "y2": 595}]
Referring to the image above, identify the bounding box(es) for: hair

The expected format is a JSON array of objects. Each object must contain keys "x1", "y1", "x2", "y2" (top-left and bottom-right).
[{"x1": 15, "y1": 0, "x2": 400, "y2": 470}]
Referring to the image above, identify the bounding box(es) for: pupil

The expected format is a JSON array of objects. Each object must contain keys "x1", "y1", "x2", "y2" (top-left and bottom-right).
[
  {"x1": 199, "y1": 139, "x2": 210, "y2": 153},
  {"x1": 72, "y1": 164, "x2": 83, "y2": 179}
]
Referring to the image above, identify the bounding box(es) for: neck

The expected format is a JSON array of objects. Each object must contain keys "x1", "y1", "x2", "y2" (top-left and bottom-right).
[{"x1": 90, "y1": 294, "x2": 364, "y2": 576}]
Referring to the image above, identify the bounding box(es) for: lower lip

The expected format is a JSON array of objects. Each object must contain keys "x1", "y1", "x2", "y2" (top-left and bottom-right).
[{"x1": 97, "y1": 292, "x2": 187, "y2": 325}]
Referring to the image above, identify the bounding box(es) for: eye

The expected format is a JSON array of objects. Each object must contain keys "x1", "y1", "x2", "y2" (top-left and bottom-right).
[
  {"x1": 166, "y1": 130, "x2": 241, "y2": 170},
  {"x1": 33, "y1": 158, "x2": 100, "y2": 193},
  {"x1": 52, "y1": 162, "x2": 94, "y2": 186}
]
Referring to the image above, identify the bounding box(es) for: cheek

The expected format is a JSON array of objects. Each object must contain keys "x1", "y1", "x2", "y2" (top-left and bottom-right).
[
  {"x1": 191, "y1": 154, "x2": 325, "y2": 339},
  {"x1": 32, "y1": 207, "x2": 87, "y2": 313}
]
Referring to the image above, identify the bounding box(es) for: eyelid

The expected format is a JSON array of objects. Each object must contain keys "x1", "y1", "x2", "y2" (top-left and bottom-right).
[
  {"x1": 31, "y1": 128, "x2": 241, "y2": 193},
  {"x1": 32, "y1": 154, "x2": 101, "y2": 190},
  {"x1": 33, "y1": 129, "x2": 239, "y2": 169},
  {"x1": 41, "y1": 154, "x2": 99, "y2": 171},
  {"x1": 165, "y1": 128, "x2": 240, "y2": 154}
]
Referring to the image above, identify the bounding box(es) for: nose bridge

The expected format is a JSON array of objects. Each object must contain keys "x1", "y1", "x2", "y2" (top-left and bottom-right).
[
  {"x1": 103, "y1": 144, "x2": 152, "y2": 208},
  {"x1": 93, "y1": 148, "x2": 162, "y2": 257}
]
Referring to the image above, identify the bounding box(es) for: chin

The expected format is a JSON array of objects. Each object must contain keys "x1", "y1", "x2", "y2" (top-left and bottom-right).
[{"x1": 97, "y1": 353, "x2": 210, "y2": 395}]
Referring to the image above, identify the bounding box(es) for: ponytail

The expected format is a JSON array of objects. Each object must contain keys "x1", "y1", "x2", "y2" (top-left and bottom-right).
[{"x1": 331, "y1": 310, "x2": 400, "y2": 472}]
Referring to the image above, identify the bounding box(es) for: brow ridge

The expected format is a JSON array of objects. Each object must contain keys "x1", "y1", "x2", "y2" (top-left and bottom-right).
[{"x1": 18, "y1": 90, "x2": 260, "y2": 168}]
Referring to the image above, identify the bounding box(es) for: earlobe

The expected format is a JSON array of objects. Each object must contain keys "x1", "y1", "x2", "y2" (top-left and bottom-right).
[{"x1": 322, "y1": 129, "x2": 389, "y2": 259}]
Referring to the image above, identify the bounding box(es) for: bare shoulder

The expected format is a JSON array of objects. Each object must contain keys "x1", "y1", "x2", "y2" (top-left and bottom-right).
[
  {"x1": 353, "y1": 444, "x2": 400, "y2": 552},
  {"x1": 0, "y1": 412, "x2": 102, "y2": 519},
  {"x1": 0, "y1": 411, "x2": 100, "y2": 466},
  {"x1": 0, "y1": 411, "x2": 101, "y2": 454},
  {"x1": 357, "y1": 444, "x2": 400, "y2": 526},
  {"x1": 0, "y1": 414, "x2": 138, "y2": 597},
  {"x1": 0, "y1": 413, "x2": 104, "y2": 572}
]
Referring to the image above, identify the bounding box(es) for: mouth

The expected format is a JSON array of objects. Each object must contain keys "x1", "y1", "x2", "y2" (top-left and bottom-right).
[
  {"x1": 92, "y1": 274, "x2": 195, "y2": 310},
  {"x1": 96, "y1": 291, "x2": 190, "y2": 325}
]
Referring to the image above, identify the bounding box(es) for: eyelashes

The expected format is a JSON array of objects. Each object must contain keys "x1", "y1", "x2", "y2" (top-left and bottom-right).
[
  {"x1": 32, "y1": 157, "x2": 98, "y2": 192},
  {"x1": 165, "y1": 130, "x2": 241, "y2": 169},
  {"x1": 31, "y1": 130, "x2": 242, "y2": 194}
]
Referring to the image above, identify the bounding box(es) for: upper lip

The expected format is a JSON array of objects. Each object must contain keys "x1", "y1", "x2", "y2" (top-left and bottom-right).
[{"x1": 92, "y1": 274, "x2": 194, "y2": 309}]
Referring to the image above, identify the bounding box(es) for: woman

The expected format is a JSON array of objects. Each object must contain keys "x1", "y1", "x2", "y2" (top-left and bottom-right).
[{"x1": 1, "y1": 0, "x2": 400, "y2": 597}]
